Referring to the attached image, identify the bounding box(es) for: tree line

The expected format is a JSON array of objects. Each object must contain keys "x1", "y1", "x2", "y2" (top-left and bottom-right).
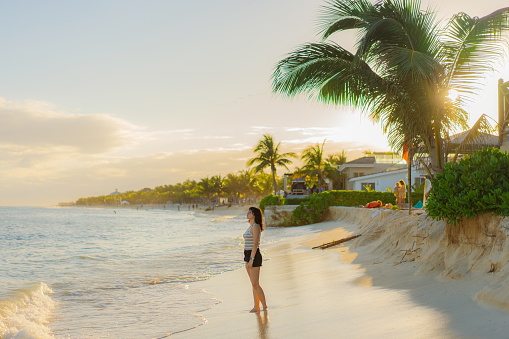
[{"x1": 76, "y1": 137, "x2": 347, "y2": 206}]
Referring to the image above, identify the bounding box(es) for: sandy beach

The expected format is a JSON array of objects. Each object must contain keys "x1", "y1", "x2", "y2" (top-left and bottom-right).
[{"x1": 174, "y1": 208, "x2": 509, "y2": 339}]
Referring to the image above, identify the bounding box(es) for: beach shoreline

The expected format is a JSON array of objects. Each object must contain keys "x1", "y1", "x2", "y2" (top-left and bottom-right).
[{"x1": 175, "y1": 207, "x2": 509, "y2": 338}]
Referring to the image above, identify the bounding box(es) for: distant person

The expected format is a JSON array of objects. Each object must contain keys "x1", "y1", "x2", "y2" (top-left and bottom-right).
[
  {"x1": 394, "y1": 182, "x2": 401, "y2": 208},
  {"x1": 423, "y1": 176, "x2": 433, "y2": 207},
  {"x1": 398, "y1": 179, "x2": 407, "y2": 208},
  {"x1": 283, "y1": 191, "x2": 288, "y2": 197},
  {"x1": 243, "y1": 206, "x2": 268, "y2": 313}
]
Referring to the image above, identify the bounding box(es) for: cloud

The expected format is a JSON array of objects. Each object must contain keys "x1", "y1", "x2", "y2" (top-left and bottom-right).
[{"x1": 0, "y1": 98, "x2": 135, "y2": 154}]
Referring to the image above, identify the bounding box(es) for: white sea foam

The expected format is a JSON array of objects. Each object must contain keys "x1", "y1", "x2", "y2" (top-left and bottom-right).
[{"x1": 0, "y1": 282, "x2": 56, "y2": 339}]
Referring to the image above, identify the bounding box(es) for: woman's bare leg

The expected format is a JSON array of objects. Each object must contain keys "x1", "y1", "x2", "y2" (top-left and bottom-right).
[
  {"x1": 247, "y1": 266, "x2": 267, "y2": 312},
  {"x1": 246, "y1": 265, "x2": 259, "y2": 310}
]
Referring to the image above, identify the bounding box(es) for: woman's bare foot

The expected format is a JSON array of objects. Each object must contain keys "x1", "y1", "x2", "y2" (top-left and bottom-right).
[{"x1": 250, "y1": 307, "x2": 260, "y2": 313}]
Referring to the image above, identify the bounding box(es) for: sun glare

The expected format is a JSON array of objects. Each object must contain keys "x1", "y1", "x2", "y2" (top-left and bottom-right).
[{"x1": 447, "y1": 89, "x2": 459, "y2": 101}]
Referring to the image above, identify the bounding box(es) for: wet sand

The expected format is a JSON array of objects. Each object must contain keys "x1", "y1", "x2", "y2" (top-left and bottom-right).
[{"x1": 175, "y1": 217, "x2": 509, "y2": 338}]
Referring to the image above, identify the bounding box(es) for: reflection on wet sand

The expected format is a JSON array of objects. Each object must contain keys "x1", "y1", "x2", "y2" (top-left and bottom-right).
[{"x1": 256, "y1": 310, "x2": 269, "y2": 339}]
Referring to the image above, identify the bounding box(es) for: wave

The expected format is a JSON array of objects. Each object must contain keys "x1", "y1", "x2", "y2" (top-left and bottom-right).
[{"x1": 0, "y1": 282, "x2": 56, "y2": 339}]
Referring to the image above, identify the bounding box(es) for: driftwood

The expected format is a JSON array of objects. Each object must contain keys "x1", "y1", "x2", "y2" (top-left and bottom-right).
[{"x1": 312, "y1": 234, "x2": 362, "y2": 249}]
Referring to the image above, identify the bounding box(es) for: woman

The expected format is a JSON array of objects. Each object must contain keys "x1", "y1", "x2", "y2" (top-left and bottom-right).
[
  {"x1": 244, "y1": 206, "x2": 268, "y2": 312},
  {"x1": 394, "y1": 182, "x2": 401, "y2": 207},
  {"x1": 398, "y1": 179, "x2": 407, "y2": 209}
]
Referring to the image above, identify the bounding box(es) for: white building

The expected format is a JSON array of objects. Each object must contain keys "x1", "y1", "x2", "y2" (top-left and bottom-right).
[
  {"x1": 337, "y1": 152, "x2": 404, "y2": 190},
  {"x1": 348, "y1": 166, "x2": 426, "y2": 192}
]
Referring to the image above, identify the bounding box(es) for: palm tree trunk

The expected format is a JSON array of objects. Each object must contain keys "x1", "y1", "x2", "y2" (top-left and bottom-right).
[
  {"x1": 407, "y1": 145, "x2": 412, "y2": 215},
  {"x1": 272, "y1": 170, "x2": 278, "y2": 196}
]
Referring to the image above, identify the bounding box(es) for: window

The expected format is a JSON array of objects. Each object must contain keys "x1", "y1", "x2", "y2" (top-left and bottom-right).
[
  {"x1": 361, "y1": 183, "x2": 375, "y2": 191},
  {"x1": 353, "y1": 172, "x2": 364, "y2": 178}
]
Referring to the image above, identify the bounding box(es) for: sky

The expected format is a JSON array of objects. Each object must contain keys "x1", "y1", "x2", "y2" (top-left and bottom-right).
[{"x1": 1, "y1": 0, "x2": 508, "y2": 206}]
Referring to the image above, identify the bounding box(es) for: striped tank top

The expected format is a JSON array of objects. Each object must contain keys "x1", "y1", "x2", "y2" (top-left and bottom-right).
[{"x1": 243, "y1": 225, "x2": 259, "y2": 250}]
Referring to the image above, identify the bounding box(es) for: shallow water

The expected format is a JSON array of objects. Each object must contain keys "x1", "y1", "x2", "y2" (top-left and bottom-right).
[{"x1": 0, "y1": 206, "x2": 314, "y2": 338}]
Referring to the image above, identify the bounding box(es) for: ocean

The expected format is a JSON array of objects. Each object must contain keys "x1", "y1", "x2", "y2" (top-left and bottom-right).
[{"x1": 0, "y1": 206, "x2": 314, "y2": 338}]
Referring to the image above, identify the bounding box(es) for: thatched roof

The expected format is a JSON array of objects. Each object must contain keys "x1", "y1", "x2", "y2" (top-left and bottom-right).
[{"x1": 449, "y1": 131, "x2": 498, "y2": 152}]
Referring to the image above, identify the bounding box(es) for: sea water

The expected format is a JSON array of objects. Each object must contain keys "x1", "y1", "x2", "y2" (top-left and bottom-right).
[{"x1": 0, "y1": 206, "x2": 313, "y2": 338}]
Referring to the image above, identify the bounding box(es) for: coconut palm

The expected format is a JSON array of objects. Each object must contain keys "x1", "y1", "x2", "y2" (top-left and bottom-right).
[
  {"x1": 195, "y1": 177, "x2": 214, "y2": 204},
  {"x1": 272, "y1": 0, "x2": 509, "y2": 173},
  {"x1": 324, "y1": 151, "x2": 347, "y2": 190},
  {"x1": 210, "y1": 175, "x2": 224, "y2": 202},
  {"x1": 239, "y1": 168, "x2": 261, "y2": 201},
  {"x1": 224, "y1": 173, "x2": 242, "y2": 204},
  {"x1": 247, "y1": 134, "x2": 297, "y2": 195},
  {"x1": 301, "y1": 139, "x2": 328, "y2": 191},
  {"x1": 326, "y1": 151, "x2": 347, "y2": 167}
]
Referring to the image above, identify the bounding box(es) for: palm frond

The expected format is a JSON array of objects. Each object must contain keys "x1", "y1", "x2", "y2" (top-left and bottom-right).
[
  {"x1": 318, "y1": 0, "x2": 375, "y2": 39},
  {"x1": 272, "y1": 42, "x2": 356, "y2": 97},
  {"x1": 441, "y1": 8, "x2": 509, "y2": 100}
]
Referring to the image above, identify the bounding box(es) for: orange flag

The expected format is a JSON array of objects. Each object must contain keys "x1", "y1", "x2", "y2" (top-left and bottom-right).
[{"x1": 402, "y1": 144, "x2": 409, "y2": 163}]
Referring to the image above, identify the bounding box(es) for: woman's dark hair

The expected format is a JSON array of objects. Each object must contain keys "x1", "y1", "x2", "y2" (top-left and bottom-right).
[{"x1": 249, "y1": 206, "x2": 264, "y2": 231}]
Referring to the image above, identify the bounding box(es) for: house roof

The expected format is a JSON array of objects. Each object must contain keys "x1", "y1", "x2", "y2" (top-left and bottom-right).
[
  {"x1": 449, "y1": 131, "x2": 498, "y2": 151},
  {"x1": 348, "y1": 162, "x2": 426, "y2": 182},
  {"x1": 344, "y1": 156, "x2": 376, "y2": 165},
  {"x1": 348, "y1": 168, "x2": 408, "y2": 181},
  {"x1": 348, "y1": 167, "x2": 426, "y2": 182}
]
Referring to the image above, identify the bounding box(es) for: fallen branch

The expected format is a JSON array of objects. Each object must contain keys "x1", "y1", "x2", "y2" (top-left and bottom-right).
[{"x1": 312, "y1": 234, "x2": 362, "y2": 249}]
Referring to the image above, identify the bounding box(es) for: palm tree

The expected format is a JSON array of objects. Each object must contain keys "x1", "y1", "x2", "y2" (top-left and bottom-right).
[
  {"x1": 210, "y1": 175, "x2": 224, "y2": 203},
  {"x1": 324, "y1": 151, "x2": 347, "y2": 190},
  {"x1": 326, "y1": 151, "x2": 347, "y2": 167},
  {"x1": 257, "y1": 172, "x2": 277, "y2": 197},
  {"x1": 272, "y1": 0, "x2": 509, "y2": 173},
  {"x1": 301, "y1": 139, "x2": 328, "y2": 191},
  {"x1": 224, "y1": 173, "x2": 243, "y2": 204},
  {"x1": 239, "y1": 168, "x2": 260, "y2": 202},
  {"x1": 195, "y1": 177, "x2": 214, "y2": 204},
  {"x1": 247, "y1": 134, "x2": 297, "y2": 195}
]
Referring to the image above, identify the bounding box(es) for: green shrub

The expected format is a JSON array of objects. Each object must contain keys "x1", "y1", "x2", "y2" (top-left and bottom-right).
[
  {"x1": 426, "y1": 148, "x2": 509, "y2": 225},
  {"x1": 259, "y1": 195, "x2": 285, "y2": 212},
  {"x1": 285, "y1": 197, "x2": 308, "y2": 205},
  {"x1": 291, "y1": 192, "x2": 335, "y2": 225},
  {"x1": 290, "y1": 190, "x2": 396, "y2": 225},
  {"x1": 327, "y1": 190, "x2": 396, "y2": 206}
]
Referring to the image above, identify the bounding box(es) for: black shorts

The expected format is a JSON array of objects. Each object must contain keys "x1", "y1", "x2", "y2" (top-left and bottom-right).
[{"x1": 244, "y1": 249, "x2": 262, "y2": 267}]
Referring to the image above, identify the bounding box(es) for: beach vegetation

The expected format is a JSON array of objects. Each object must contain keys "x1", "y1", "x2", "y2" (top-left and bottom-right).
[
  {"x1": 300, "y1": 140, "x2": 329, "y2": 190},
  {"x1": 223, "y1": 172, "x2": 244, "y2": 204},
  {"x1": 291, "y1": 192, "x2": 335, "y2": 225},
  {"x1": 259, "y1": 194, "x2": 286, "y2": 212},
  {"x1": 324, "y1": 151, "x2": 347, "y2": 190},
  {"x1": 247, "y1": 134, "x2": 297, "y2": 195},
  {"x1": 272, "y1": 0, "x2": 509, "y2": 174},
  {"x1": 426, "y1": 148, "x2": 509, "y2": 225},
  {"x1": 289, "y1": 190, "x2": 396, "y2": 225},
  {"x1": 196, "y1": 177, "x2": 215, "y2": 202}
]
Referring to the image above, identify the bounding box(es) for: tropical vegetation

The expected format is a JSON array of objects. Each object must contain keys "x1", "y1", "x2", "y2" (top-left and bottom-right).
[
  {"x1": 247, "y1": 134, "x2": 297, "y2": 195},
  {"x1": 426, "y1": 148, "x2": 509, "y2": 225},
  {"x1": 299, "y1": 140, "x2": 347, "y2": 190},
  {"x1": 272, "y1": 0, "x2": 509, "y2": 174},
  {"x1": 260, "y1": 190, "x2": 396, "y2": 225},
  {"x1": 76, "y1": 137, "x2": 348, "y2": 206}
]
